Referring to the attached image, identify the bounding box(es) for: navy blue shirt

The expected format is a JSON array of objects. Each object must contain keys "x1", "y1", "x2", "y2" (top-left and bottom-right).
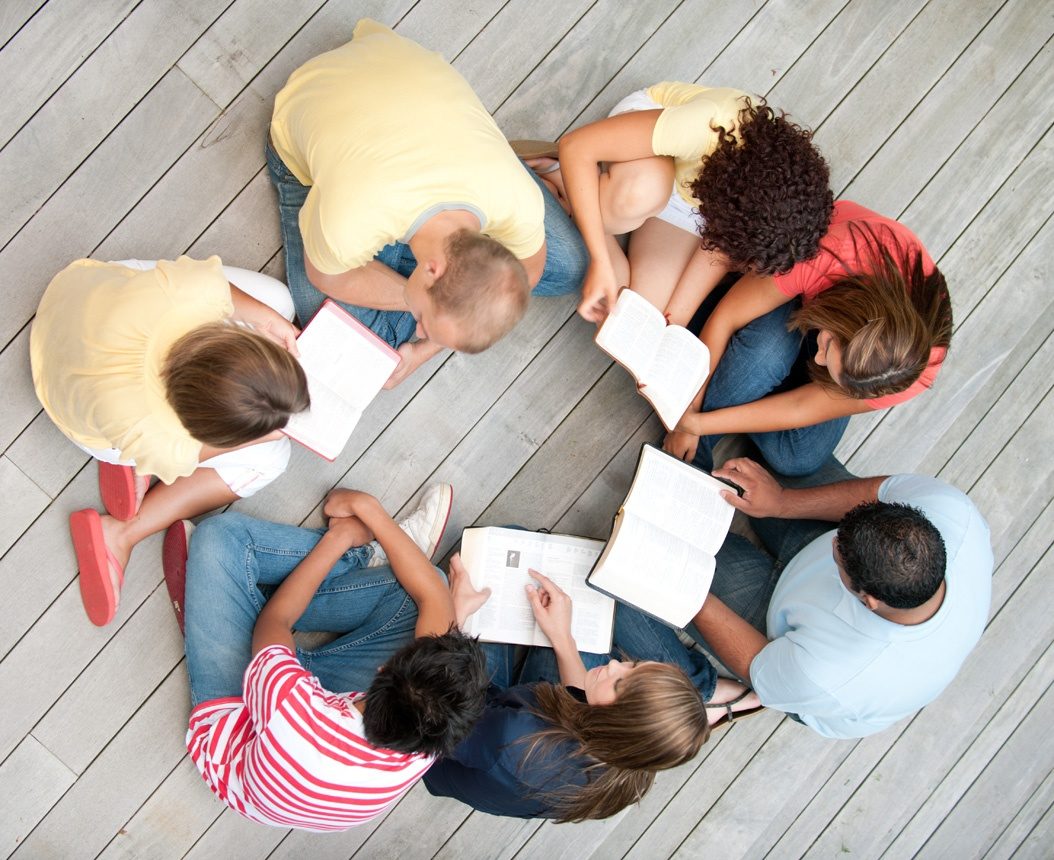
[{"x1": 423, "y1": 683, "x2": 593, "y2": 818}]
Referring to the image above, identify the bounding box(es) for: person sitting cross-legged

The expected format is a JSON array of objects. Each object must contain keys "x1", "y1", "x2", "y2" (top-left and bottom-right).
[
  {"x1": 267, "y1": 18, "x2": 587, "y2": 388},
  {"x1": 423, "y1": 558, "x2": 761, "y2": 821},
  {"x1": 691, "y1": 456, "x2": 993, "y2": 739},
  {"x1": 175, "y1": 485, "x2": 488, "y2": 831}
]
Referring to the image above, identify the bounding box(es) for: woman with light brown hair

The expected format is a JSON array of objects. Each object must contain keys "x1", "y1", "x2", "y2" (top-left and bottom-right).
[
  {"x1": 423, "y1": 560, "x2": 761, "y2": 821},
  {"x1": 31, "y1": 257, "x2": 309, "y2": 627},
  {"x1": 665, "y1": 203, "x2": 952, "y2": 476}
]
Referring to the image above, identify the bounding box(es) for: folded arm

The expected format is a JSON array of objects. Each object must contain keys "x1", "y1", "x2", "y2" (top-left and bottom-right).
[
  {"x1": 324, "y1": 490, "x2": 455, "y2": 637},
  {"x1": 559, "y1": 110, "x2": 663, "y2": 322},
  {"x1": 305, "y1": 254, "x2": 410, "y2": 311}
]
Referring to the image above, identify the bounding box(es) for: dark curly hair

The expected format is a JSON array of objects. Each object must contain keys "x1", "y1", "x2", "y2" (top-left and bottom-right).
[{"x1": 690, "y1": 96, "x2": 833, "y2": 275}]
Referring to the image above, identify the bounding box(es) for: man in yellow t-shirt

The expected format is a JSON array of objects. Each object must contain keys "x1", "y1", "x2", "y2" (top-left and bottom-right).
[{"x1": 267, "y1": 19, "x2": 587, "y2": 386}]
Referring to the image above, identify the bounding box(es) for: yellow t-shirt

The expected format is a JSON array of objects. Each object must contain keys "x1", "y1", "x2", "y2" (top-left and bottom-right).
[
  {"x1": 646, "y1": 82, "x2": 750, "y2": 206},
  {"x1": 270, "y1": 18, "x2": 545, "y2": 274},
  {"x1": 30, "y1": 257, "x2": 234, "y2": 484}
]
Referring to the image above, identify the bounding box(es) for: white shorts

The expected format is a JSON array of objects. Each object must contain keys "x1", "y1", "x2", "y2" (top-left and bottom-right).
[
  {"x1": 608, "y1": 90, "x2": 703, "y2": 235},
  {"x1": 74, "y1": 261, "x2": 297, "y2": 497}
]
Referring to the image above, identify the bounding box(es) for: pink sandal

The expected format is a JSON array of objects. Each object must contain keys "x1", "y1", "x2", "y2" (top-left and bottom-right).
[
  {"x1": 98, "y1": 462, "x2": 139, "y2": 521},
  {"x1": 70, "y1": 509, "x2": 124, "y2": 626}
]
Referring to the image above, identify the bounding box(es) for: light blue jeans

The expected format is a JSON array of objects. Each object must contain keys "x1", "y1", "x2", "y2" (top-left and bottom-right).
[
  {"x1": 482, "y1": 602, "x2": 718, "y2": 702},
  {"x1": 690, "y1": 300, "x2": 850, "y2": 477},
  {"x1": 265, "y1": 141, "x2": 588, "y2": 344},
  {"x1": 184, "y1": 512, "x2": 427, "y2": 706}
]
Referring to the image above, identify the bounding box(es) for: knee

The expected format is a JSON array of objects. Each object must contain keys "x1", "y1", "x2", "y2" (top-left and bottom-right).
[
  {"x1": 606, "y1": 162, "x2": 671, "y2": 225},
  {"x1": 757, "y1": 439, "x2": 833, "y2": 478},
  {"x1": 187, "y1": 513, "x2": 252, "y2": 579}
]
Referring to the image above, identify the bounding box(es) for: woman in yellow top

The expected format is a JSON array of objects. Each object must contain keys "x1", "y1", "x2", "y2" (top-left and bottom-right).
[
  {"x1": 31, "y1": 257, "x2": 308, "y2": 627},
  {"x1": 551, "y1": 83, "x2": 833, "y2": 324}
]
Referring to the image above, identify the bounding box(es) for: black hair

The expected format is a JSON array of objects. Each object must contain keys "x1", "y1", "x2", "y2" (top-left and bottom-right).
[
  {"x1": 835, "y1": 501, "x2": 946, "y2": 609},
  {"x1": 363, "y1": 628, "x2": 488, "y2": 757}
]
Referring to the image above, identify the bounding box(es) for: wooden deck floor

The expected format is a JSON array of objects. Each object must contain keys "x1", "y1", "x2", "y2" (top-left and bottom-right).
[{"x1": 2, "y1": 0, "x2": 1053, "y2": 857}]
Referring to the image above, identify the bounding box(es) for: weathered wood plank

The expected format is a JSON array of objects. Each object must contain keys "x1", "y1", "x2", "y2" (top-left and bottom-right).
[
  {"x1": 6, "y1": 412, "x2": 89, "y2": 499},
  {"x1": 493, "y1": 0, "x2": 682, "y2": 139},
  {"x1": 31, "y1": 586, "x2": 184, "y2": 774},
  {"x1": 0, "y1": 0, "x2": 138, "y2": 148},
  {"x1": 701, "y1": 0, "x2": 848, "y2": 97},
  {"x1": 813, "y1": 0, "x2": 1005, "y2": 193},
  {"x1": 0, "y1": 735, "x2": 76, "y2": 855},
  {"x1": 885, "y1": 637, "x2": 1054, "y2": 857},
  {"x1": 0, "y1": 0, "x2": 44, "y2": 49},
  {"x1": 0, "y1": 0, "x2": 230, "y2": 250},
  {"x1": 910, "y1": 655, "x2": 1054, "y2": 860},
  {"x1": 0, "y1": 455, "x2": 50, "y2": 558},
  {"x1": 1008, "y1": 794, "x2": 1054, "y2": 860},
  {"x1": 575, "y1": 0, "x2": 764, "y2": 127},
  {"x1": 176, "y1": 0, "x2": 326, "y2": 107},
  {"x1": 0, "y1": 67, "x2": 220, "y2": 348},
  {"x1": 842, "y1": 0, "x2": 1052, "y2": 220},
  {"x1": 0, "y1": 327, "x2": 38, "y2": 451},
  {"x1": 96, "y1": 756, "x2": 221, "y2": 860},
  {"x1": 10, "y1": 668, "x2": 189, "y2": 859},
  {"x1": 983, "y1": 766, "x2": 1054, "y2": 860}
]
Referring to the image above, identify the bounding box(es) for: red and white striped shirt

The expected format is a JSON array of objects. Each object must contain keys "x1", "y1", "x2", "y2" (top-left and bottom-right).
[{"x1": 187, "y1": 645, "x2": 433, "y2": 832}]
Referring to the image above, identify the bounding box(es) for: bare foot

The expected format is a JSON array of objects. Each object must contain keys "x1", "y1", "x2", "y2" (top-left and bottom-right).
[
  {"x1": 98, "y1": 513, "x2": 133, "y2": 600},
  {"x1": 134, "y1": 474, "x2": 150, "y2": 512},
  {"x1": 706, "y1": 678, "x2": 762, "y2": 726}
]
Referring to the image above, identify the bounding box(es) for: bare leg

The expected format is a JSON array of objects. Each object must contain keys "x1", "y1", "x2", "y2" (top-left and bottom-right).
[
  {"x1": 664, "y1": 246, "x2": 732, "y2": 326},
  {"x1": 626, "y1": 217, "x2": 701, "y2": 311},
  {"x1": 101, "y1": 467, "x2": 238, "y2": 581}
]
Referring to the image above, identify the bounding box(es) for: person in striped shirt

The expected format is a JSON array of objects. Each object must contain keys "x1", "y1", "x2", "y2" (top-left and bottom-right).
[{"x1": 180, "y1": 485, "x2": 489, "y2": 831}]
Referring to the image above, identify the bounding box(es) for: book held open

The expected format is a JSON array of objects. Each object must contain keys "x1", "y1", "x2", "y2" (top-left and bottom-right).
[
  {"x1": 460, "y1": 527, "x2": 615, "y2": 654},
  {"x1": 282, "y1": 300, "x2": 400, "y2": 461},
  {"x1": 595, "y1": 288, "x2": 711, "y2": 431},
  {"x1": 587, "y1": 444, "x2": 735, "y2": 628}
]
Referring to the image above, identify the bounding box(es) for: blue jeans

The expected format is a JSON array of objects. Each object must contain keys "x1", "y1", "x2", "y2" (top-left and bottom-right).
[
  {"x1": 184, "y1": 512, "x2": 425, "y2": 706},
  {"x1": 705, "y1": 456, "x2": 854, "y2": 634},
  {"x1": 481, "y1": 602, "x2": 717, "y2": 702},
  {"x1": 690, "y1": 300, "x2": 850, "y2": 477},
  {"x1": 265, "y1": 141, "x2": 587, "y2": 344}
]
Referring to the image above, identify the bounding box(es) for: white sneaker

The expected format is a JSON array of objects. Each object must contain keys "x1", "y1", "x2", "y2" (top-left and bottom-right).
[{"x1": 367, "y1": 483, "x2": 453, "y2": 567}]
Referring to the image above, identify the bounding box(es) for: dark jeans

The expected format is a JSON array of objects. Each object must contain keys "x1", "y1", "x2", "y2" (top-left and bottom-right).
[{"x1": 688, "y1": 282, "x2": 850, "y2": 477}]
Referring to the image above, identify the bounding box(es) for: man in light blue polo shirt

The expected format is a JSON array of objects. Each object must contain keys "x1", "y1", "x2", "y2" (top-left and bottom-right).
[{"x1": 691, "y1": 456, "x2": 992, "y2": 739}]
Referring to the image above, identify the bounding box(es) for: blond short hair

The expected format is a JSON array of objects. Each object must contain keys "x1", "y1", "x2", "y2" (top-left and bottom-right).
[{"x1": 430, "y1": 229, "x2": 530, "y2": 354}]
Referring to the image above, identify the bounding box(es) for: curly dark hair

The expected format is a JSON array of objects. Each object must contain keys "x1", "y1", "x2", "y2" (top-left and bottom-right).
[{"x1": 690, "y1": 96, "x2": 833, "y2": 275}]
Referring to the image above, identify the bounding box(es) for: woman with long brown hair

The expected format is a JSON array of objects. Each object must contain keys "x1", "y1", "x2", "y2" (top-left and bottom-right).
[
  {"x1": 664, "y1": 204, "x2": 953, "y2": 476},
  {"x1": 423, "y1": 559, "x2": 761, "y2": 821}
]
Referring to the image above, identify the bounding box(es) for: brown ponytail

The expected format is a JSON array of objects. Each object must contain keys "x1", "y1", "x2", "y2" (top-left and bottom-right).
[
  {"x1": 790, "y1": 223, "x2": 952, "y2": 398},
  {"x1": 162, "y1": 322, "x2": 309, "y2": 447},
  {"x1": 522, "y1": 663, "x2": 709, "y2": 822}
]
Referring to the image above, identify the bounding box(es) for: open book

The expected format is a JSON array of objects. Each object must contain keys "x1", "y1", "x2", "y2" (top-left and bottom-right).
[
  {"x1": 595, "y1": 289, "x2": 710, "y2": 431},
  {"x1": 587, "y1": 444, "x2": 735, "y2": 628},
  {"x1": 460, "y1": 527, "x2": 615, "y2": 654},
  {"x1": 282, "y1": 300, "x2": 400, "y2": 461}
]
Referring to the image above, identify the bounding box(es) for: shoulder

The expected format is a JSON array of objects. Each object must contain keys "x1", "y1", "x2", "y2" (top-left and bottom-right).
[{"x1": 878, "y1": 475, "x2": 992, "y2": 576}]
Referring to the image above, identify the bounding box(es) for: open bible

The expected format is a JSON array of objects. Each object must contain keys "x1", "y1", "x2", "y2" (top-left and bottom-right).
[
  {"x1": 586, "y1": 444, "x2": 735, "y2": 628},
  {"x1": 595, "y1": 288, "x2": 710, "y2": 430},
  {"x1": 282, "y1": 300, "x2": 400, "y2": 461},
  {"x1": 459, "y1": 527, "x2": 615, "y2": 654}
]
